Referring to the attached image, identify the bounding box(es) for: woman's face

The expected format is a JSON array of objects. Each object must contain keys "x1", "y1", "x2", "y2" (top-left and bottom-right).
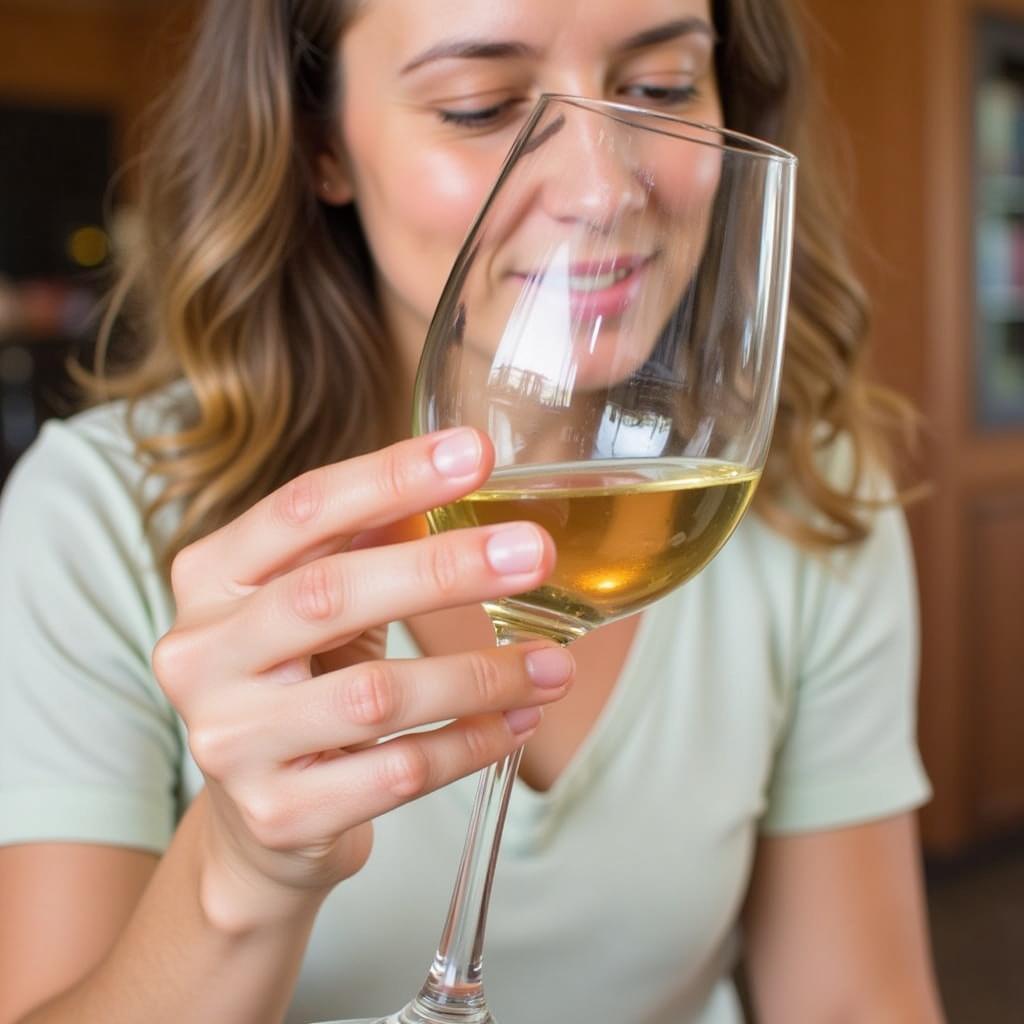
[{"x1": 324, "y1": 0, "x2": 722, "y2": 395}]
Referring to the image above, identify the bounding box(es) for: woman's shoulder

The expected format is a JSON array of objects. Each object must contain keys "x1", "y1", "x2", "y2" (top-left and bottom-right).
[
  {"x1": 60, "y1": 381, "x2": 193, "y2": 464},
  {"x1": 1, "y1": 383, "x2": 194, "y2": 549},
  {"x1": 14, "y1": 382, "x2": 190, "y2": 482}
]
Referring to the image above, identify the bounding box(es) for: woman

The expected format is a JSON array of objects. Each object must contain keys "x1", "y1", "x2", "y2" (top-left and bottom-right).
[{"x1": 0, "y1": 1, "x2": 945, "y2": 1021}]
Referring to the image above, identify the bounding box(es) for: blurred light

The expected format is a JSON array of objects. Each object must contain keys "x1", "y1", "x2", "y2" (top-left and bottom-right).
[{"x1": 67, "y1": 226, "x2": 109, "y2": 268}]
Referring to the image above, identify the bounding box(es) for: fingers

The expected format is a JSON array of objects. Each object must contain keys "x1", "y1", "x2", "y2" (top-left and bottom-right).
[
  {"x1": 231, "y1": 712, "x2": 546, "y2": 853},
  {"x1": 215, "y1": 522, "x2": 556, "y2": 676},
  {"x1": 268, "y1": 644, "x2": 576, "y2": 761},
  {"x1": 171, "y1": 429, "x2": 494, "y2": 603}
]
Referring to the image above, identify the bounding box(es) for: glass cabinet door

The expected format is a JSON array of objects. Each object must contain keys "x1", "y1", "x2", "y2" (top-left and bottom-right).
[{"x1": 975, "y1": 14, "x2": 1024, "y2": 428}]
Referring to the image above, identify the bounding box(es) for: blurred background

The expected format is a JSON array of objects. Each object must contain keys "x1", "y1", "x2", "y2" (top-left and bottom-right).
[{"x1": 0, "y1": 0, "x2": 1021, "y2": 1019}]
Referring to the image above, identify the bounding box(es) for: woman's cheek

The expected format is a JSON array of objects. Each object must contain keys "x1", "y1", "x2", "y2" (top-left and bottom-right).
[
  {"x1": 408, "y1": 146, "x2": 499, "y2": 229},
  {"x1": 377, "y1": 144, "x2": 506, "y2": 309}
]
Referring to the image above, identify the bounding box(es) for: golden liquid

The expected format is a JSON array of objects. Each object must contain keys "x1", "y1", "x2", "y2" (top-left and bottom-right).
[{"x1": 428, "y1": 458, "x2": 760, "y2": 642}]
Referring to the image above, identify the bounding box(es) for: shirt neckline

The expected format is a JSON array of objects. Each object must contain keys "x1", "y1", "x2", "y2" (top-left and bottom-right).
[{"x1": 391, "y1": 593, "x2": 676, "y2": 854}]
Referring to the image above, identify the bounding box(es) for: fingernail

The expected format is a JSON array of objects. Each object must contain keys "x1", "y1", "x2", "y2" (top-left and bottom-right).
[
  {"x1": 525, "y1": 647, "x2": 574, "y2": 689},
  {"x1": 432, "y1": 430, "x2": 482, "y2": 479},
  {"x1": 505, "y1": 706, "x2": 543, "y2": 735},
  {"x1": 486, "y1": 525, "x2": 543, "y2": 575}
]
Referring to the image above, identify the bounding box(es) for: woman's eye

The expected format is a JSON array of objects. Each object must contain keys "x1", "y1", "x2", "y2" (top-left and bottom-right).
[
  {"x1": 437, "y1": 99, "x2": 523, "y2": 129},
  {"x1": 621, "y1": 84, "x2": 699, "y2": 106}
]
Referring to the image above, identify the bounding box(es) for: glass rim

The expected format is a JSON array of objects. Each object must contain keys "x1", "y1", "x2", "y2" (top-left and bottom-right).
[{"x1": 538, "y1": 93, "x2": 798, "y2": 165}]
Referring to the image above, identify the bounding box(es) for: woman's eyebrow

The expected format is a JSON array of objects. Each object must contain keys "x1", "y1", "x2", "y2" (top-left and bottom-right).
[
  {"x1": 400, "y1": 39, "x2": 538, "y2": 75},
  {"x1": 617, "y1": 17, "x2": 717, "y2": 54},
  {"x1": 399, "y1": 17, "x2": 716, "y2": 77}
]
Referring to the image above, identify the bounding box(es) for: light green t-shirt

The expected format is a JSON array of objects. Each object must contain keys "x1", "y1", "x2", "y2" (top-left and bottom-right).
[{"x1": 0, "y1": 398, "x2": 930, "y2": 1024}]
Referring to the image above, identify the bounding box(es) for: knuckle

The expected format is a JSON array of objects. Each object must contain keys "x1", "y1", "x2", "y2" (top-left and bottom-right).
[
  {"x1": 151, "y1": 628, "x2": 196, "y2": 695},
  {"x1": 462, "y1": 720, "x2": 498, "y2": 764},
  {"x1": 466, "y1": 651, "x2": 505, "y2": 707},
  {"x1": 421, "y1": 539, "x2": 463, "y2": 599},
  {"x1": 187, "y1": 723, "x2": 234, "y2": 779},
  {"x1": 274, "y1": 471, "x2": 323, "y2": 528},
  {"x1": 379, "y1": 744, "x2": 431, "y2": 799},
  {"x1": 376, "y1": 446, "x2": 414, "y2": 503},
  {"x1": 291, "y1": 561, "x2": 339, "y2": 623},
  {"x1": 239, "y1": 792, "x2": 296, "y2": 851},
  {"x1": 169, "y1": 543, "x2": 202, "y2": 597},
  {"x1": 340, "y1": 665, "x2": 400, "y2": 728}
]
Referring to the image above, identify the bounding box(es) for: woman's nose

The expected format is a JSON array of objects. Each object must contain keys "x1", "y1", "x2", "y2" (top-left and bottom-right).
[{"x1": 538, "y1": 114, "x2": 648, "y2": 232}]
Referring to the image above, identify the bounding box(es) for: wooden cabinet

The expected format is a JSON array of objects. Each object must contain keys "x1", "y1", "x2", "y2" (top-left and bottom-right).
[
  {"x1": 975, "y1": 15, "x2": 1024, "y2": 426},
  {"x1": 808, "y1": 0, "x2": 1024, "y2": 855},
  {"x1": 971, "y1": 492, "x2": 1024, "y2": 831}
]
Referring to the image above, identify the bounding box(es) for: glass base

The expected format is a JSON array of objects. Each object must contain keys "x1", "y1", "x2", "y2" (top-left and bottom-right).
[
  {"x1": 315, "y1": 1012, "x2": 496, "y2": 1024},
  {"x1": 313, "y1": 997, "x2": 496, "y2": 1024}
]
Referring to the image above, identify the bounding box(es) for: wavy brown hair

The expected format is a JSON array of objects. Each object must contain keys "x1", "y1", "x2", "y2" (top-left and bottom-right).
[{"x1": 88, "y1": 0, "x2": 913, "y2": 565}]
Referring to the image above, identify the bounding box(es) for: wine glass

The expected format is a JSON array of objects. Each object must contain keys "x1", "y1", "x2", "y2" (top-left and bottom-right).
[{"x1": 325, "y1": 94, "x2": 796, "y2": 1024}]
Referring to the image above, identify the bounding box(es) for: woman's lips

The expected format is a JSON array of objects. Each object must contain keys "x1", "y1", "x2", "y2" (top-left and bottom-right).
[{"x1": 512, "y1": 254, "x2": 654, "y2": 320}]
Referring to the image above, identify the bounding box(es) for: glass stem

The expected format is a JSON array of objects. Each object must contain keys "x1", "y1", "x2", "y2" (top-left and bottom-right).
[{"x1": 403, "y1": 627, "x2": 534, "y2": 1023}]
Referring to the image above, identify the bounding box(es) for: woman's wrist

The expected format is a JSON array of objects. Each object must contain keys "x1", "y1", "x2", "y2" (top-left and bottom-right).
[{"x1": 189, "y1": 790, "x2": 330, "y2": 939}]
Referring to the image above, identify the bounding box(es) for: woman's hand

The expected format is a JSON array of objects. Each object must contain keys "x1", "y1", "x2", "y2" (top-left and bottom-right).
[{"x1": 152, "y1": 428, "x2": 574, "y2": 932}]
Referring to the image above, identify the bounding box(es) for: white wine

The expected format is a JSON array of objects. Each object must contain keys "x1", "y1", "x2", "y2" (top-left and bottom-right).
[{"x1": 428, "y1": 458, "x2": 759, "y2": 642}]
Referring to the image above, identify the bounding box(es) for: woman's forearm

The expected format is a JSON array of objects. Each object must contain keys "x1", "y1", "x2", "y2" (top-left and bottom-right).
[{"x1": 18, "y1": 794, "x2": 321, "y2": 1024}]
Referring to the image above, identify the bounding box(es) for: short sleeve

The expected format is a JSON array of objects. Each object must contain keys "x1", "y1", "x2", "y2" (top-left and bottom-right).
[
  {"x1": 0, "y1": 418, "x2": 181, "y2": 852},
  {"x1": 760, "y1": 502, "x2": 932, "y2": 834}
]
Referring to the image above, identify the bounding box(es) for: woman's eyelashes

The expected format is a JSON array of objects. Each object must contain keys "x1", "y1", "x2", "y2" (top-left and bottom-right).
[
  {"x1": 619, "y1": 83, "x2": 700, "y2": 107},
  {"x1": 437, "y1": 97, "x2": 527, "y2": 129},
  {"x1": 436, "y1": 83, "x2": 701, "y2": 131}
]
